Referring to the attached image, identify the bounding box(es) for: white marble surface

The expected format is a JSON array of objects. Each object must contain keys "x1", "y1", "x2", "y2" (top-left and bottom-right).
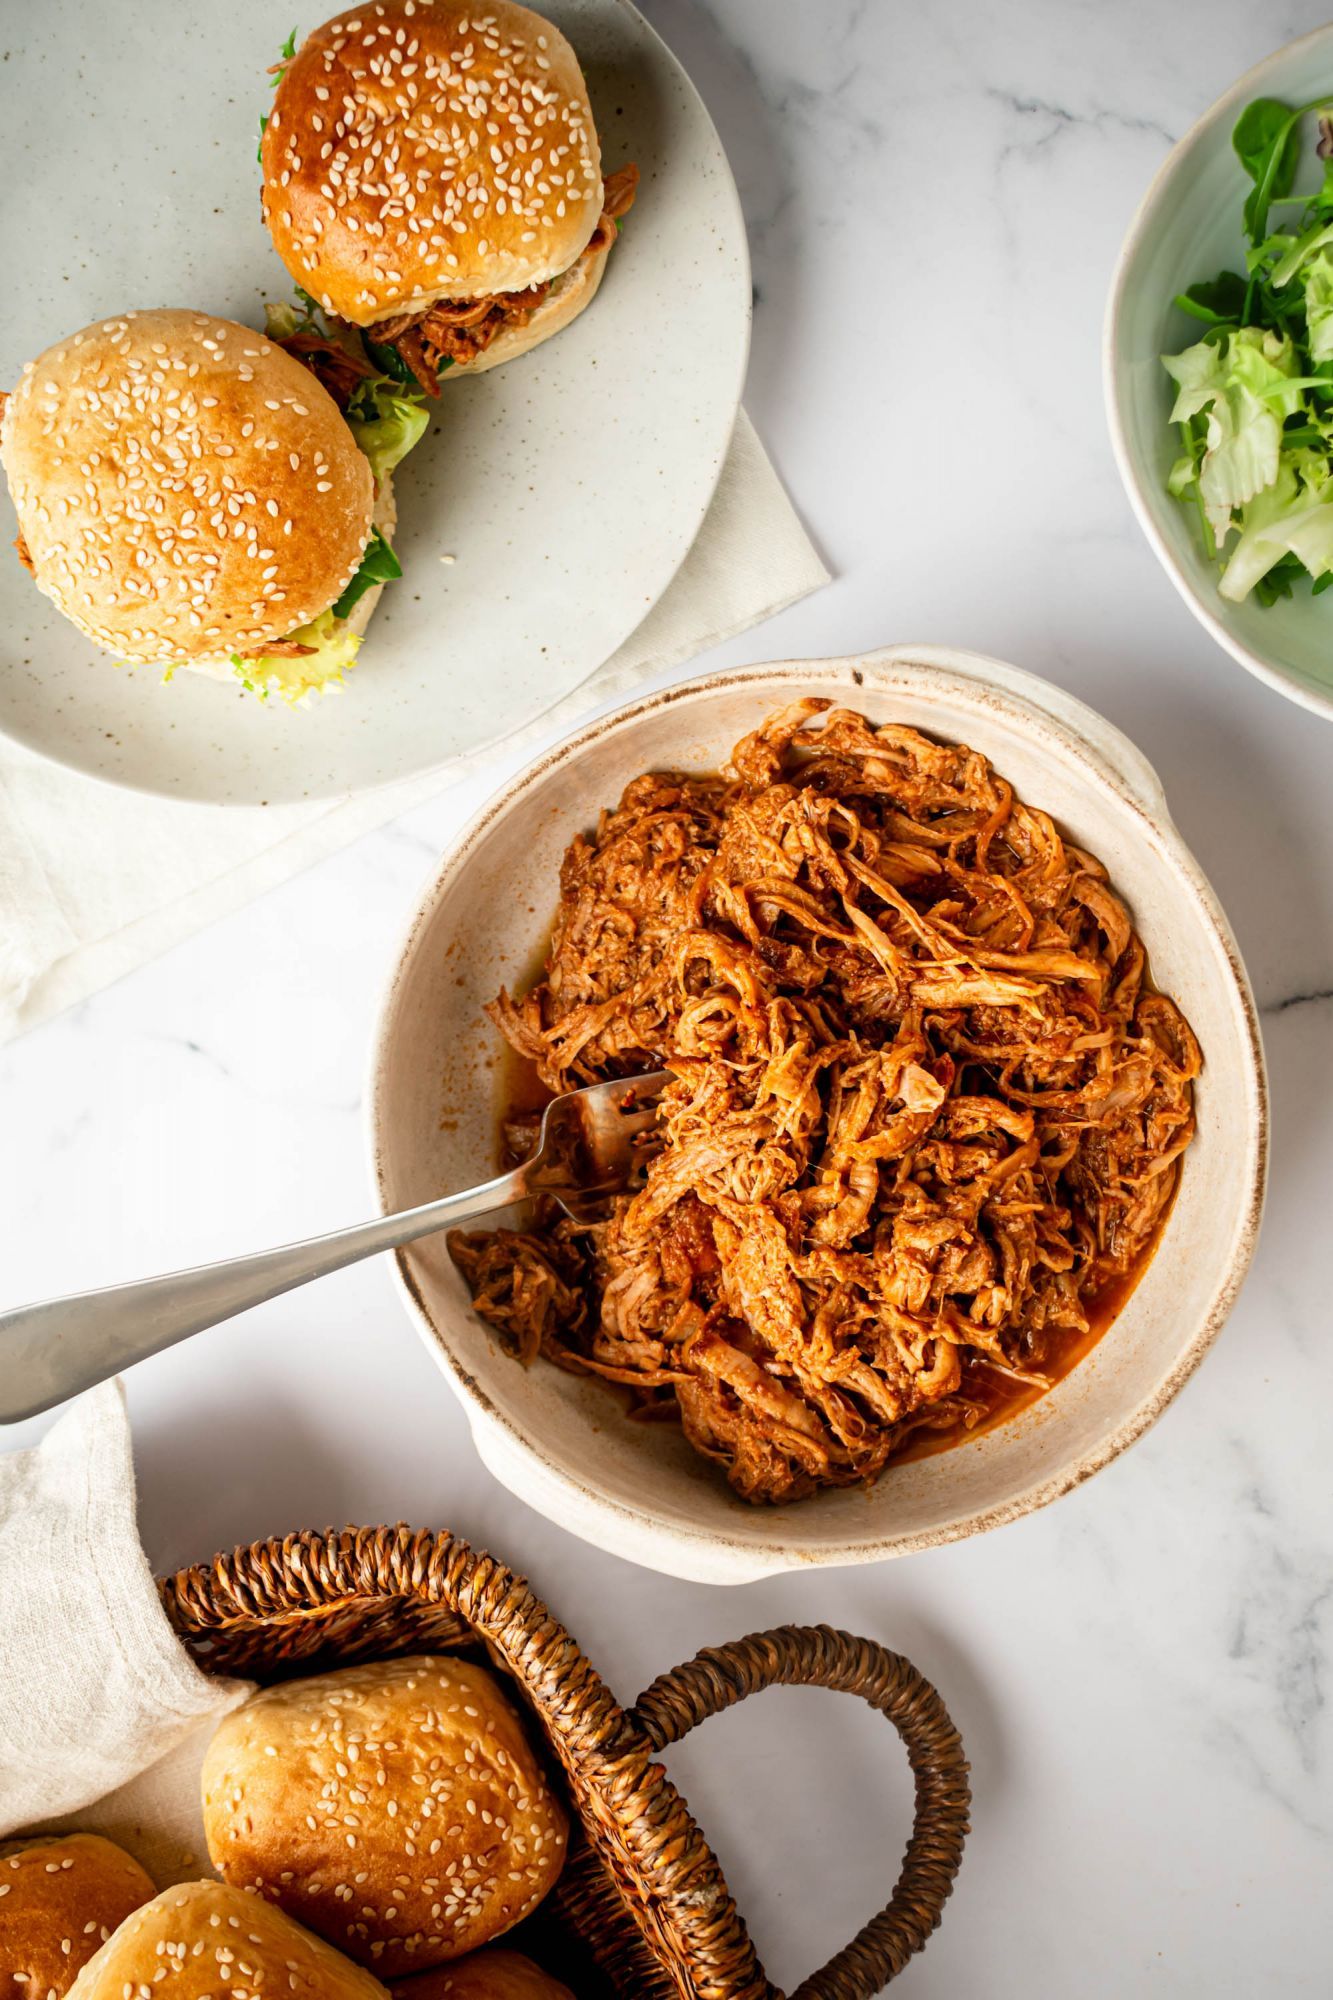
[{"x1": 2, "y1": 1, "x2": 1331, "y2": 1991}]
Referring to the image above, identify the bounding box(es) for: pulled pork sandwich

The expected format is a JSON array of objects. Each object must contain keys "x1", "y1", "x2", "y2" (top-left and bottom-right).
[
  {"x1": 0, "y1": 308, "x2": 426, "y2": 703},
  {"x1": 450, "y1": 702, "x2": 1202, "y2": 1506},
  {"x1": 259, "y1": 1, "x2": 639, "y2": 393}
]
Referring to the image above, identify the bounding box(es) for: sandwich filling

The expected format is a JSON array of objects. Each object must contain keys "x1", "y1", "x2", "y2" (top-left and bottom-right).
[
  {"x1": 1, "y1": 340, "x2": 426, "y2": 705},
  {"x1": 187, "y1": 324, "x2": 427, "y2": 702},
  {"x1": 356, "y1": 165, "x2": 639, "y2": 394}
]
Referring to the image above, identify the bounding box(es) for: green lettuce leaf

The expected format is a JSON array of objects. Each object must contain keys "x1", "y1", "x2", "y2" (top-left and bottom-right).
[
  {"x1": 229, "y1": 608, "x2": 362, "y2": 704},
  {"x1": 1269, "y1": 217, "x2": 1333, "y2": 287},
  {"x1": 1163, "y1": 328, "x2": 1302, "y2": 536},
  {"x1": 263, "y1": 296, "x2": 429, "y2": 481},
  {"x1": 1219, "y1": 456, "x2": 1333, "y2": 600},
  {"x1": 331, "y1": 527, "x2": 402, "y2": 621},
  {"x1": 1303, "y1": 248, "x2": 1333, "y2": 361},
  {"x1": 345, "y1": 381, "x2": 429, "y2": 483},
  {"x1": 263, "y1": 299, "x2": 307, "y2": 343}
]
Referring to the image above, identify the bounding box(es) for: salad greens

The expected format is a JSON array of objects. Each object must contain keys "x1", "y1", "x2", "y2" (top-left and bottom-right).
[
  {"x1": 264, "y1": 296, "x2": 430, "y2": 483},
  {"x1": 229, "y1": 608, "x2": 363, "y2": 705},
  {"x1": 332, "y1": 526, "x2": 403, "y2": 621},
  {"x1": 1164, "y1": 92, "x2": 1333, "y2": 605},
  {"x1": 345, "y1": 381, "x2": 429, "y2": 483},
  {"x1": 257, "y1": 28, "x2": 298, "y2": 163},
  {"x1": 233, "y1": 295, "x2": 427, "y2": 699}
]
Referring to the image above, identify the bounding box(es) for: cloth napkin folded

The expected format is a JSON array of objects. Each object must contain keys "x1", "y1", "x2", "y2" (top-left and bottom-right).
[
  {"x1": 0, "y1": 1386, "x2": 251, "y2": 1870},
  {"x1": 0, "y1": 413, "x2": 828, "y2": 1043}
]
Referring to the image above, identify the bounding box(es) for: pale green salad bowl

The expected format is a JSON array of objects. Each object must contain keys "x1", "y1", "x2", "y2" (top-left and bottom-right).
[{"x1": 1106, "y1": 24, "x2": 1333, "y2": 720}]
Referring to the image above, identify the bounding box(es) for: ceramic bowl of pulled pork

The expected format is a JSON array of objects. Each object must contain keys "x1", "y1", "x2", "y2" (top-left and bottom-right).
[{"x1": 370, "y1": 647, "x2": 1267, "y2": 1582}]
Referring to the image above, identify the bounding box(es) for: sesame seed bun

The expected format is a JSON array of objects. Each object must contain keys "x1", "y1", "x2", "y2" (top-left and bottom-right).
[
  {"x1": 201, "y1": 1656, "x2": 570, "y2": 1975},
  {"x1": 0, "y1": 309, "x2": 374, "y2": 665},
  {"x1": 65, "y1": 1881, "x2": 391, "y2": 2000},
  {"x1": 262, "y1": 1, "x2": 604, "y2": 326},
  {"x1": 183, "y1": 465, "x2": 396, "y2": 689},
  {"x1": 393, "y1": 1948, "x2": 574, "y2": 1999},
  {"x1": 0, "y1": 1834, "x2": 155, "y2": 1999},
  {"x1": 445, "y1": 234, "x2": 609, "y2": 375}
]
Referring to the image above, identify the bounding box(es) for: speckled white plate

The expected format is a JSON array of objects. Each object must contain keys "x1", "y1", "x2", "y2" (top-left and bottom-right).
[
  {"x1": 371, "y1": 648, "x2": 1268, "y2": 1584},
  {"x1": 0, "y1": 0, "x2": 749, "y2": 804}
]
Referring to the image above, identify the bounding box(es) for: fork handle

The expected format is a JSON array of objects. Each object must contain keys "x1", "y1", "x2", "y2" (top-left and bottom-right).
[{"x1": 0, "y1": 1167, "x2": 526, "y2": 1425}]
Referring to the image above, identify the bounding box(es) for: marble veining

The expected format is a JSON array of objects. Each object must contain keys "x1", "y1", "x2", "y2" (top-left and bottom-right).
[{"x1": 2, "y1": 2, "x2": 1332, "y2": 1994}]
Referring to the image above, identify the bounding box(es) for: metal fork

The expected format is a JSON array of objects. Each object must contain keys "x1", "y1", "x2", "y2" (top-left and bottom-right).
[{"x1": 0, "y1": 1071, "x2": 668, "y2": 1425}]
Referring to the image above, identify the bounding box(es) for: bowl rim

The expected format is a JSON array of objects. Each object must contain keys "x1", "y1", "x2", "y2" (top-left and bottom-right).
[
  {"x1": 368, "y1": 647, "x2": 1269, "y2": 1579},
  {"x1": 1103, "y1": 20, "x2": 1333, "y2": 722}
]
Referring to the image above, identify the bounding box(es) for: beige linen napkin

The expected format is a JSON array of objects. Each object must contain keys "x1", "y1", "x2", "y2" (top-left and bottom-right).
[
  {"x1": 0, "y1": 414, "x2": 827, "y2": 1042},
  {"x1": 0, "y1": 1386, "x2": 250, "y2": 1868}
]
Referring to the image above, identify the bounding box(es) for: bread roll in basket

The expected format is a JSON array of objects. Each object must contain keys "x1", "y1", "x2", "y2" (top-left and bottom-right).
[{"x1": 160, "y1": 1524, "x2": 969, "y2": 1998}]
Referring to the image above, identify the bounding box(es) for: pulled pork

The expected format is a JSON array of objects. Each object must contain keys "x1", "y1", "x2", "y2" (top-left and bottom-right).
[
  {"x1": 271, "y1": 331, "x2": 378, "y2": 411},
  {"x1": 450, "y1": 702, "x2": 1200, "y2": 1505},
  {"x1": 367, "y1": 164, "x2": 640, "y2": 391}
]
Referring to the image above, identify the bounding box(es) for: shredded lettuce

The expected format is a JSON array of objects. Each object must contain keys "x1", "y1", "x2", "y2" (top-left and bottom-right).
[
  {"x1": 1163, "y1": 94, "x2": 1333, "y2": 605},
  {"x1": 1219, "y1": 456, "x2": 1333, "y2": 601},
  {"x1": 229, "y1": 609, "x2": 362, "y2": 704},
  {"x1": 1304, "y1": 248, "x2": 1333, "y2": 362},
  {"x1": 345, "y1": 381, "x2": 429, "y2": 483},
  {"x1": 1164, "y1": 329, "x2": 1302, "y2": 538}
]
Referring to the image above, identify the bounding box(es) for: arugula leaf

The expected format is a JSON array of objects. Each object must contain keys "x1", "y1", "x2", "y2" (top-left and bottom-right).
[
  {"x1": 258, "y1": 28, "x2": 298, "y2": 160},
  {"x1": 1253, "y1": 551, "x2": 1305, "y2": 605},
  {"x1": 1173, "y1": 271, "x2": 1248, "y2": 327},
  {"x1": 331, "y1": 527, "x2": 403, "y2": 621},
  {"x1": 363, "y1": 335, "x2": 454, "y2": 387},
  {"x1": 363, "y1": 337, "x2": 417, "y2": 388},
  {"x1": 1234, "y1": 99, "x2": 1302, "y2": 219},
  {"x1": 271, "y1": 27, "x2": 297, "y2": 87},
  {"x1": 1237, "y1": 95, "x2": 1333, "y2": 249}
]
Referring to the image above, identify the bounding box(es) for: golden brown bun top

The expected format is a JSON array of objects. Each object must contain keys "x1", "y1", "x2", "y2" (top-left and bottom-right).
[
  {"x1": 65, "y1": 1881, "x2": 391, "y2": 2000},
  {"x1": 0, "y1": 309, "x2": 373, "y2": 664},
  {"x1": 392, "y1": 1948, "x2": 574, "y2": 1999},
  {"x1": 262, "y1": 1, "x2": 603, "y2": 325},
  {"x1": 0, "y1": 1834, "x2": 155, "y2": 2000},
  {"x1": 201, "y1": 1655, "x2": 569, "y2": 1976}
]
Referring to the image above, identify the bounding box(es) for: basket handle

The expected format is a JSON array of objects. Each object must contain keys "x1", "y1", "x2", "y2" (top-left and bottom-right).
[{"x1": 629, "y1": 1623, "x2": 970, "y2": 2000}]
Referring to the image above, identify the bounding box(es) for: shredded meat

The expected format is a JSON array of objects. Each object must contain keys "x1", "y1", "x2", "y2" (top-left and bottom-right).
[
  {"x1": 231, "y1": 638, "x2": 317, "y2": 659},
  {"x1": 449, "y1": 702, "x2": 1201, "y2": 1505},
  {"x1": 367, "y1": 165, "x2": 640, "y2": 389},
  {"x1": 269, "y1": 331, "x2": 377, "y2": 410}
]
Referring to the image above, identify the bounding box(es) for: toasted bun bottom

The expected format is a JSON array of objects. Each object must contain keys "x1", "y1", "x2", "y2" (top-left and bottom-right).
[
  {"x1": 0, "y1": 1834, "x2": 155, "y2": 2000},
  {"x1": 391, "y1": 1948, "x2": 575, "y2": 1999},
  {"x1": 447, "y1": 239, "x2": 610, "y2": 376}
]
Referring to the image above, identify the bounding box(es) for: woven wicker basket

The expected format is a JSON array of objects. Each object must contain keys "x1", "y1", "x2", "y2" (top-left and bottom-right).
[{"x1": 161, "y1": 1525, "x2": 969, "y2": 1999}]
